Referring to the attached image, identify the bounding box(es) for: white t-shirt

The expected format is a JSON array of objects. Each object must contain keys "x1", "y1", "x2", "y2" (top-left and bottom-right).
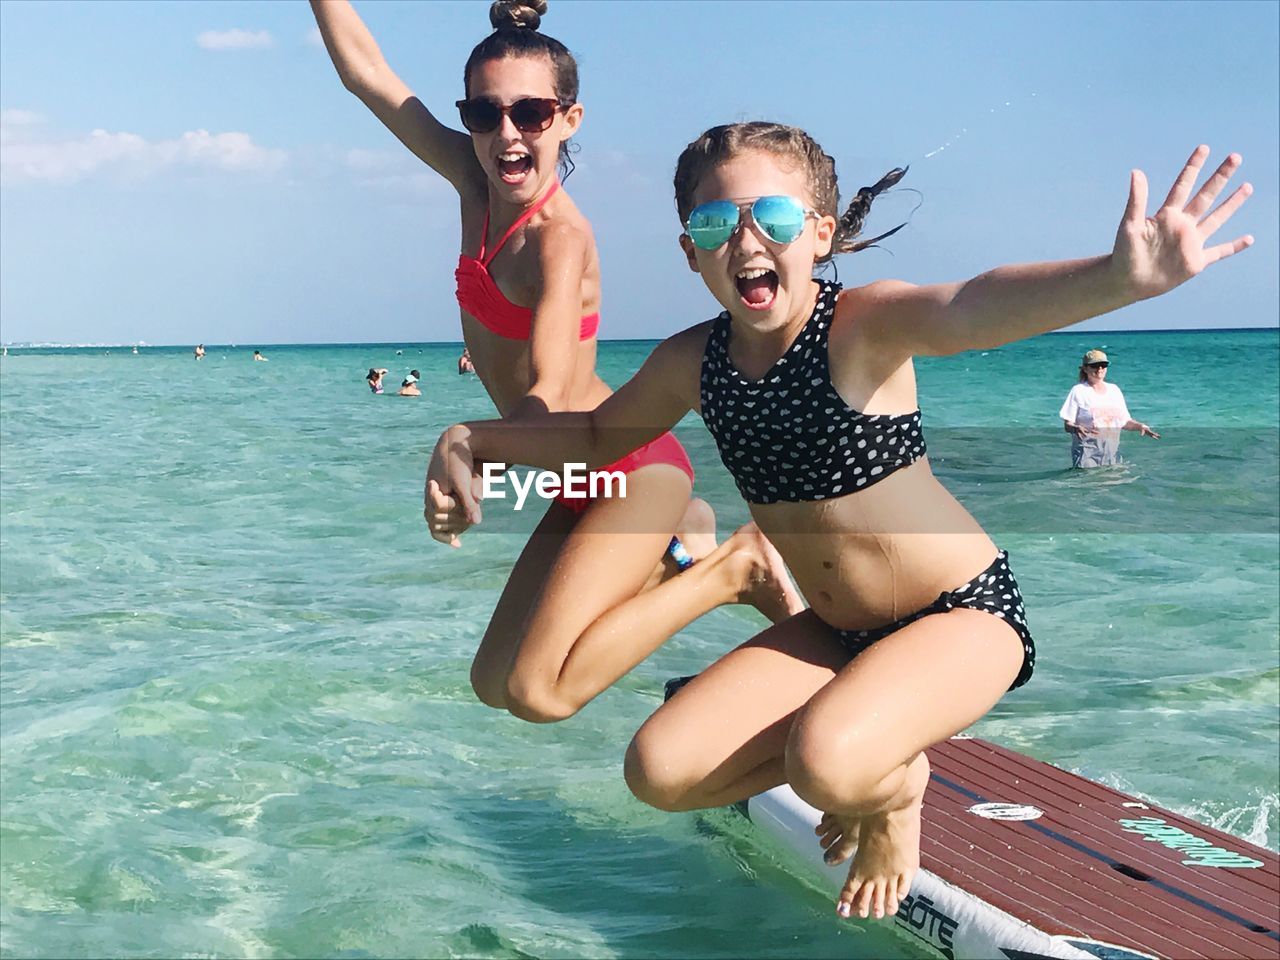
[{"x1": 1059, "y1": 382, "x2": 1131, "y2": 431}]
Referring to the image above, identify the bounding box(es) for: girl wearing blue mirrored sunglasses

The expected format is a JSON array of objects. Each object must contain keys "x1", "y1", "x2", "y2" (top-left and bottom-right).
[
  {"x1": 685, "y1": 195, "x2": 822, "y2": 250},
  {"x1": 430, "y1": 121, "x2": 1252, "y2": 926}
]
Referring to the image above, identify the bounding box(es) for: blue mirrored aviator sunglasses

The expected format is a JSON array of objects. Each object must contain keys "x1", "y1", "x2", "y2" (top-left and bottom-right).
[{"x1": 684, "y1": 195, "x2": 820, "y2": 251}]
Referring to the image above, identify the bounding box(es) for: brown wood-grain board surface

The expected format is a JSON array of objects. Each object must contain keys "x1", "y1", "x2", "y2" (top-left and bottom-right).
[{"x1": 921, "y1": 737, "x2": 1279, "y2": 959}]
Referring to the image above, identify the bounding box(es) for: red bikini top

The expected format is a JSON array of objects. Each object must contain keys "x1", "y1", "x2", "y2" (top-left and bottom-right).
[{"x1": 455, "y1": 180, "x2": 600, "y2": 341}]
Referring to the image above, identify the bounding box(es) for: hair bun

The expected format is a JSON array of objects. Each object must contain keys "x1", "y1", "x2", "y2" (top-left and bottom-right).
[{"x1": 489, "y1": 0, "x2": 547, "y2": 31}]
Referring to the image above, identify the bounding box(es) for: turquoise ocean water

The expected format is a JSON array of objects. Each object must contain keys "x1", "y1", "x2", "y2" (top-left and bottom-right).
[{"x1": 2, "y1": 329, "x2": 1277, "y2": 958}]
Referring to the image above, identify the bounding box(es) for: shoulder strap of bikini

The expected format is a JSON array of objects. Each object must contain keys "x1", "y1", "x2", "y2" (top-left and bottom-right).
[
  {"x1": 475, "y1": 208, "x2": 492, "y2": 261},
  {"x1": 704, "y1": 312, "x2": 731, "y2": 363},
  {"x1": 699, "y1": 313, "x2": 731, "y2": 401},
  {"x1": 482, "y1": 179, "x2": 561, "y2": 266},
  {"x1": 807, "y1": 280, "x2": 844, "y2": 379}
]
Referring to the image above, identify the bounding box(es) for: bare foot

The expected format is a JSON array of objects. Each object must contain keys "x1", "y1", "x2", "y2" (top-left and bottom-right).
[
  {"x1": 835, "y1": 753, "x2": 929, "y2": 921},
  {"x1": 816, "y1": 809, "x2": 860, "y2": 866},
  {"x1": 724, "y1": 522, "x2": 806, "y2": 623}
]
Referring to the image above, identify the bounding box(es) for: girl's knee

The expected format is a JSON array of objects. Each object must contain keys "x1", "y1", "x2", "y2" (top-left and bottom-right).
[
  {"x1": 624, "y1": 727, "x2": 695, "y2": 812},
  {"x1": 785, "y1": 713, "x2": 892, "y2": 814},
  {"x1": 679, "y1": 497, "x2": 716, "y2": 535},
  {"x1": 503, "y1": 670, "x2": 580, "y2": 724},
  {"x1": 469, "y1": 658, "x2": 508, "y2": 711}
]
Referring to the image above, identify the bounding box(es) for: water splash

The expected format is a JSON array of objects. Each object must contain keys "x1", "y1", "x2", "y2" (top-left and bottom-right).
[
  {"x1": 1207, "y1": 793, "x2": 1279, "y2": 850},
  {"x1": 921, "y1": 92, "x2": 1038, "y2": 160}
]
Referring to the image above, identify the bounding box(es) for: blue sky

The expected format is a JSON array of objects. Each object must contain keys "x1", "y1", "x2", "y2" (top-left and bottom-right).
[{"x1": 1, "y1": 0, "x2": 1277, "y2": 345}]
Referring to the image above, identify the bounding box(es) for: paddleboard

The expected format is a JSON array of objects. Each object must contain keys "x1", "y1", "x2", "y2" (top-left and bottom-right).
[{"x1": 740, "y1": 735, "x2": 1279, "y2": 959}]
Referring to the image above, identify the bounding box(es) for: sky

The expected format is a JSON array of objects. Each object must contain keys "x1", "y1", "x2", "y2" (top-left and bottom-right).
[{"x1": 1, "y1": 0, "x2": 1277, "y2": 346}]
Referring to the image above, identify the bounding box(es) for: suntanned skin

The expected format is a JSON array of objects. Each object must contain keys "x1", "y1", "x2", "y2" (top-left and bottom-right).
[
  {"x1": 430, "y1": 143, "x2": 1251, "y2": 917},
  {"x1": 311, "y1": 1, "x2": 803, "y2": 724}
]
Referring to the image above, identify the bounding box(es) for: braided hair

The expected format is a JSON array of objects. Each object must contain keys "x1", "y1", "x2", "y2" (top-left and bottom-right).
[
  {"x1": 673, "y1": 121, "x2": 906, "y2": 265},
  {"x1": 834, "y1": 166, "x2": 908, "y2": 254}
]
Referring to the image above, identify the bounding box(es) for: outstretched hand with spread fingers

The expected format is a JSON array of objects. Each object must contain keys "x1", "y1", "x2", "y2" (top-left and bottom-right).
[
  {"x1": 424, "y1": 426, "x2": 482, "y2": 547},
  {"x1": 1114, "y1": 146, "x2": 1253, "y2": 300}
]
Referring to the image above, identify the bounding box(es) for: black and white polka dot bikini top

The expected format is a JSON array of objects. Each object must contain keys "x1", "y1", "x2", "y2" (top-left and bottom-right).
[{"x1": 699, "y1": 279, "x2": 926, "y2": 505}]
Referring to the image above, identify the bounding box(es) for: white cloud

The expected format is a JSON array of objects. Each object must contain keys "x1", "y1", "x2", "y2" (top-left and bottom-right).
[
  {"x1": 196, "y1": 29, "x2": 274, "y2": 51},
  {"x1": 344, "y1": 148, "x2": 448, "y2": 197},
  {"x1": 0, "y1": 118, "x2": 287, "y2": 184},
  {"x1": 573, "y1": 147, "x2": 654, "y2": 189},
  {"x1": 354, "y1": 171, "x2": 446, "y2": 198},
  {"x1": 0, "y1": 114, "x2": 452, "y2": 194},
  {"x1": 304, "y1": 27, "x2": 324, "y2": 48},
  {"x1": 345, "y1": 148, "x2": 400, "y2": 172},
  {"x1": 0, "y1": 109, "x2": 45, "y2": 130},
  {"x1": 162, "y1": 130, "x2": 286, "y2": 173}
]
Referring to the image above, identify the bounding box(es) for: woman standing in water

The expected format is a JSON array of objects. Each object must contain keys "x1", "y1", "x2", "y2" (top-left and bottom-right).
[
  {"x1": 312, "y1": 1, "x2": 802, "y2": 723},
  {"x1": 1061, "y1": 348, "x2": 1160, "y2": 467}
]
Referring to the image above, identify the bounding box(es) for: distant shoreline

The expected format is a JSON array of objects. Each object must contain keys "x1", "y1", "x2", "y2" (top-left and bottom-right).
[{"x1": 4, "y1": 326, "x2": 1278, "y2": 351}]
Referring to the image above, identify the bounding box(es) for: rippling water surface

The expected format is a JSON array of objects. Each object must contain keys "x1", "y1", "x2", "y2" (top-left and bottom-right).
[{"x1": 2, "y1": 329, "x2": 1276, "y2": 958}]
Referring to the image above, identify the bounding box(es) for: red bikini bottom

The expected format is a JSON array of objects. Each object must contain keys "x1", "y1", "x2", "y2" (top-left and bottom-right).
[{"x1": 555, "y1": 432, "x2": 695, "y2": 514}]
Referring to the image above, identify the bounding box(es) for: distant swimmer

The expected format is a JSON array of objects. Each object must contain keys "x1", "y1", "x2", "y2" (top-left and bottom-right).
[
  {"x1": 1060, "y1": 349, "x2": 1159, "y2": 468},
  {"x1": 367, "y1": 367, "x2": 388, "y2": 394},
  {"x1": 458, "y1": 347, "x2": 475, "y2": 375},
  {"x1": 253, "y1": 350, "x2": 269, "y2": 362},
  {"x1": 398, "y1": 370, "x2": 422, "y2": 397},
  {"x1": 194, "y1": 344, "x2": 206, "y2": 360}
]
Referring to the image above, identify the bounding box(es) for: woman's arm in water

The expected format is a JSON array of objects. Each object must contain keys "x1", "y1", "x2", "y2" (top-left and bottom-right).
[
  {"x1": 310, "y1": 0, "x2": 481, "y2": 193},
  {"x1": 1122, "y1": 419, "x2": 1160, "y2": 438},
  {"x1": 425, "y1": 324, "x2": 707, "y2": 538},
  {"x1": 853, "y1": 147, "x2": 1253, "y2": 360}
]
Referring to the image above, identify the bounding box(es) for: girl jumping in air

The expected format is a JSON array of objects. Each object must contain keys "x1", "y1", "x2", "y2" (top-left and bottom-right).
[
  {"x1": 311, "y1": 3, "x2": 802, "y2": 724},
  {"x1": 427, "y1": 122, "x2": 1251, "y2": 918}
]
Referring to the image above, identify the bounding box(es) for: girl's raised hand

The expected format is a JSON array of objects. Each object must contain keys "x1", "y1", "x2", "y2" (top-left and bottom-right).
[{"x1": 1114, "y1": 146, "x2": 1253, "y2": 300}]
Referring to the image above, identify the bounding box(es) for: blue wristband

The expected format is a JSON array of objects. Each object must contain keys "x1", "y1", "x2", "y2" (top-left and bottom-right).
[{"x1": 667, "y1": 536, "x2": 695, "y2": 572}]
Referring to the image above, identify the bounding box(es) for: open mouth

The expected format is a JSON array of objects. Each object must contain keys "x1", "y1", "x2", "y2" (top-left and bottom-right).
[
  {"x1": 736, "y1": 267, "x2": 778, "y2": 310},
  {"x1": 496, "y1": 152, "x2": 534, "y2": 183}
]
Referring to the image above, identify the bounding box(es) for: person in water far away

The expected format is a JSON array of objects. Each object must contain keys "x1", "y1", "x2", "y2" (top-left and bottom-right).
[
  {"x1": 1060, "y1": 349, "x2": 1159, "y2": 467},
  {"x1": 399, "y1": 371, "x2": 422, "y2": 396}
]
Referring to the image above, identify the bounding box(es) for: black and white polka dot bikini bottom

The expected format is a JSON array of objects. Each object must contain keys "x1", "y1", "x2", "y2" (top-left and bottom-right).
[{"x1": 831, "y1": 550, "x2": 1036, "y2": 691}]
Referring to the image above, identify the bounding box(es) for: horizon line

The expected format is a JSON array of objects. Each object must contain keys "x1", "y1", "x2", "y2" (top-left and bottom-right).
[{"x1": 4, "y1": 325, "x2": 1278, "y2": 350}]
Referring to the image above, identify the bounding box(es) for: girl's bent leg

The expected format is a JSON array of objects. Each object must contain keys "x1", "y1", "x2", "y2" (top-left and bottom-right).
[
  {"x1": 624, "y1": 610, "x2": 850, "y2": 811},
  {"x1": 469, "y1": 502, "x2": 578, "y2": 709},
  {"x1": 470, "y1": 492, "x2": 717, "y2": 709},
  {"x1": 787, "y1": 607, "x2": 1026, "y2": 920},
  {"x1": 503, "y1": 466, "x2": 802, "y2": 722}
]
